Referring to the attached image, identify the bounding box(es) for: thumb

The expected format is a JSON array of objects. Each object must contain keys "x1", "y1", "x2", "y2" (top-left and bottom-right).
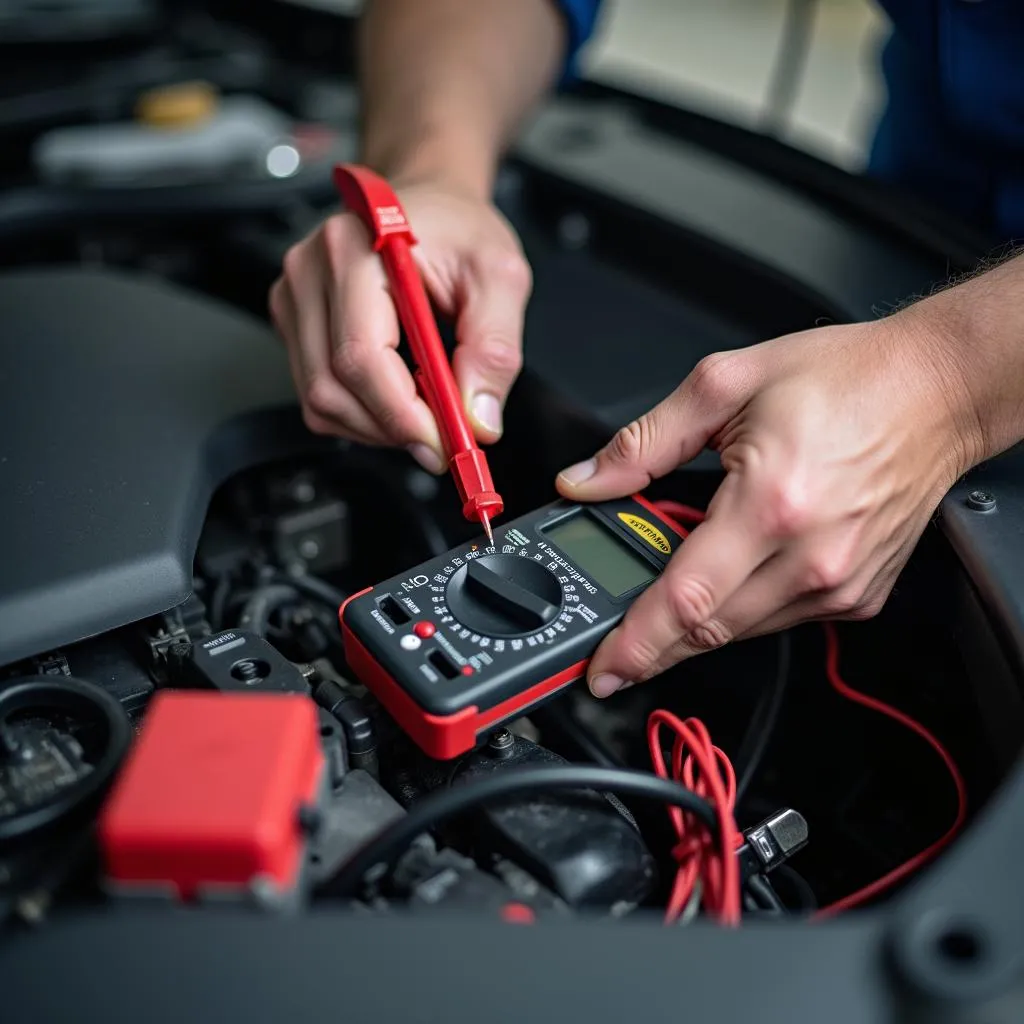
[
  {"x1": 452, "y1": 252, "x2": 531, "y2": 442},
  {"x1": 557, "y1": 353, "x2": 750, "y2": 500}
]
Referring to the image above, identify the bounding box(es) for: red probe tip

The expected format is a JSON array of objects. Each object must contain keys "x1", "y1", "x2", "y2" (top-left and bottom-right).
[{"x1": 480, "y1": 512, "x2": 494, "y2": 548}]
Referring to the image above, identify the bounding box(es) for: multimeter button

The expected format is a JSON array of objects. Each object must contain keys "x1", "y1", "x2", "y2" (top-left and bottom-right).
[
  {"x1": 413, "y1": 621, "x2": 436, "y2": 639},
  {"x1": 399, "y1": 634, "x2": 422, "y2": 651}
]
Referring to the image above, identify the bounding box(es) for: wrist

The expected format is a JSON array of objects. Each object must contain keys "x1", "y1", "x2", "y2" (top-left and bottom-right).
[
  {"x1": 892, "y1": 296, "x2": 987, "y2": 479},
  {"x1": 897, "y1": 270, "x2": 1024, "y2": 477},
  {"x1": 903, "y1": 253, "x2": 1024, "y2": 471},
  {"x1": 361, "y1": 125, "x2": 498, "y2": 202}
]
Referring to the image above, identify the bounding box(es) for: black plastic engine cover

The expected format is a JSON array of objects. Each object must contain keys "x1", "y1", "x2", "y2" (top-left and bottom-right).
[{"x1": 0, "y1": 268, "x2": 321, "y2": 668}]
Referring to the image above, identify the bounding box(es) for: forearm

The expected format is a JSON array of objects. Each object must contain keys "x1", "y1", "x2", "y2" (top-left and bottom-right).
[
  {"x1": 359, "y1": 0, "x2": 566, "y2": 200},
  {"x1": 904, "y1": 251, "x2": 1024, "y2": 472}
]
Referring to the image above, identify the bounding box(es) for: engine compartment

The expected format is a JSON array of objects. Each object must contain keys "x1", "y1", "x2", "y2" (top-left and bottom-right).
[
  {"x1": 0, "y1": 434, "x2": 1003, "y2": 924},
  {"x1": 1, "y1": 4, "x2": 1023, "y2": 1020}
]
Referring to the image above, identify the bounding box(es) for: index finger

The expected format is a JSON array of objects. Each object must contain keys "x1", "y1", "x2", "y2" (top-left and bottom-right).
[
  {"x1": 326, "y1": 252, "x2": 443, "y2": 450},
  {"x1": 586, "y1": 495, "x2": 774, "y2": 694}
]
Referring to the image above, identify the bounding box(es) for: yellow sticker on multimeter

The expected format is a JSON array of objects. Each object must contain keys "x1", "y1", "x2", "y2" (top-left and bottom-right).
[{"x1": 616, "y1": 513, "x2": 673, "y2": 555}]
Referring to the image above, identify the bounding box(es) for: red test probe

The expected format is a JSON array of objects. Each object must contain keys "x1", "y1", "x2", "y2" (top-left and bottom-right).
[{"x1": 333, "y1": 164, "x2": 504, "y2": 545}]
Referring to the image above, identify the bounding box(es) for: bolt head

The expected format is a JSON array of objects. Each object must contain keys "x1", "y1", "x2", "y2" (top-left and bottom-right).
[
  {"x1": 487, "y1": 729, "x2": 515, "y2": 758},
  {"x1": 966, "y1": 490, "x2": 996, "y2": 512}
]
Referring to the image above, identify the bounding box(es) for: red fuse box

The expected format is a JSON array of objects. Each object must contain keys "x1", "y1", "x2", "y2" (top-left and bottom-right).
[{"x1": 98, "y1": 690, "x2": 325, "y2": 904}]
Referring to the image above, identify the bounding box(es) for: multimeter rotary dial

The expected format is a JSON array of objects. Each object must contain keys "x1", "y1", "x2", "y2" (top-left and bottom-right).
[{"x1": 445, "y1": 554, "x2": 563, "y2": 638}]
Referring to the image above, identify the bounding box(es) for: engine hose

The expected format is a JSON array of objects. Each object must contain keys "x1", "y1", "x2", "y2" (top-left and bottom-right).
[
  {"x1": 238, "y1": 583, "x2": 301, "y2": 636},
  {"x1": 273, "y1": 572, "x2": 346, "y2": 611}
]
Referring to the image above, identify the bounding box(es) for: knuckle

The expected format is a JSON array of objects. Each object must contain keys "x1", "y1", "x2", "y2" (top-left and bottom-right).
[
  {"x1": 686, "y1": 618, "x2": 733, "y2": 652},
  {"x1": 473, "y1": 338, "x2": 523, "y2": 380},
  {"x1": 761, "y1": 481, "x2": 813, "y2": 539},
  {"x1": 479, "y1": 249, "x2": 532, "y2": 294},
  {"x1": 666, "y1": 576, "x2": 717, "y2": 633},
  {"x1": 281, "y1": 242, "x2": 306, "y2": 281},
  {"x1": 688, "y1": 351, "x2": 737, "y2": 403},
  {"x1": 304, "y1": 377, "x2": 339, "y2": 422},
  {"x1": 373, "y1": 402, "x2": 415, "y2": 443},
  {"x1": 322, "y1": 216, "x2": 359, "y2": 278},
  {"x1": 620, "y1": 634, "x2": 663, "y2": 675},
  {"x1": 321, "y1": 214, "x2": 351, "y2": 253},
  {"x1": 608, "y1": 417, "x2": 655, "y2": 466},
  {"x1": 799, "y1": 551, "x2": 852, "y2": 594},
  {"x1": 301, "y1": 405, "x2": 333, "y2": 437},
  {"x1": 330, "y1": 340, "x2": 368, "y2": 387}
]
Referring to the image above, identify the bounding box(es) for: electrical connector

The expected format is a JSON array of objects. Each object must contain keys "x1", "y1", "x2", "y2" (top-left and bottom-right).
[{"x1": 738, "y1": 808, "x2": 809, "y2": 881}]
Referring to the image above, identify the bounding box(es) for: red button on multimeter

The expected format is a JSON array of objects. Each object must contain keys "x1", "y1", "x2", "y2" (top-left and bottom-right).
[{"x1": 340, "y1": 495, "x2": 683, "y2": 759}]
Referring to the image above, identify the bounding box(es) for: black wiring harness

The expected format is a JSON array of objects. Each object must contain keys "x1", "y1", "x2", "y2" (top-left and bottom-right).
[{"x1": 320, "y1": 765, "x2": 722, "y2": 900}]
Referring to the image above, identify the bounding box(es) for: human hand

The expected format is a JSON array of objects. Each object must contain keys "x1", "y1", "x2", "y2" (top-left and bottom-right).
[
  {"x1": 270, "y1": 180, "x2": 532, "y2": 473},
  {"x1": 556, "y1": 314, "x2": 980, "y2": 697}
]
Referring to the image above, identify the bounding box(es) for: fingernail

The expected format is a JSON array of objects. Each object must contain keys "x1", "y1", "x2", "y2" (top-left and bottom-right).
[
  {"x1": 558, "y1": 458, "x2": 597, "y2": 487},
  {"x1": 407, "y1": 443, "x2": 445, "y2": 475},
  {"x1": 589, "y1": 673, "x2": 625, "y2": 698},
  {"x1": 472, "y1": 393, "x2": 502, "y2": 435}
]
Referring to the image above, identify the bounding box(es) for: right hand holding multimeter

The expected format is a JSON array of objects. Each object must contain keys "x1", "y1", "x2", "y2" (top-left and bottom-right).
[
  {"x1": 553, "y1": 313, "x2": 947, "y2": 700},
  {"x1": 341, "y1": 495, "x2": 683, "y2": 759}
]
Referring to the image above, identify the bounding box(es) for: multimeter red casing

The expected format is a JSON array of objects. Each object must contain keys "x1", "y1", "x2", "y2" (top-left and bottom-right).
[{"x1": 340, "y1": 495, "x2": 683, "y2": 760}]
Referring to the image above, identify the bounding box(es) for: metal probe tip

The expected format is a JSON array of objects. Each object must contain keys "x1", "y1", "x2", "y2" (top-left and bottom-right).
[{"x1": 481, "y1": 512, "x2": 494, "y2": 548}]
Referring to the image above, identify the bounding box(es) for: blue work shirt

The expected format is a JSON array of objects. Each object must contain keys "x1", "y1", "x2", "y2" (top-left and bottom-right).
[{"x1": 557, "y1": 0, "x2": 1024, "y2": 240}]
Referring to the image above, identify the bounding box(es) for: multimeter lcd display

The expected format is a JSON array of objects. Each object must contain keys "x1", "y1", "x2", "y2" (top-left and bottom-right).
[{"x1": 543, "y1": 513, "x2": 657, "y2": 598}]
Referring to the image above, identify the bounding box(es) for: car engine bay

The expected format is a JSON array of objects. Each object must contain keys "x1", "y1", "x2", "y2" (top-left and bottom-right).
[
  {"x1": 0, "y1": 430, "x2": 998, "y2": 920},
  {"x1": 1, "y1": 4, "x2": 1023, "y2": 1022}
]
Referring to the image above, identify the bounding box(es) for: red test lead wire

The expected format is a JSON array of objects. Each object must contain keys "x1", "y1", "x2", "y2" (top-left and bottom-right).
[
  {"x1": 333, "y1": 164, "x2": 503, "y2": 543},
  {"x1": 649, "y1": 500, "x2": 706, "y2": 533},
  {"x1": 813, "y1": 621, "x2": 968, "y2": 918}
]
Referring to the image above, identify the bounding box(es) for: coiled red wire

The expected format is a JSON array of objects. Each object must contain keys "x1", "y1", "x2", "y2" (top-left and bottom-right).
[
  {"x1": 649, "y1": 497, "x2": 967, "y2": 922},
  {"x1": 647, "y1": 710, "x2": 743, "y2": 925}
]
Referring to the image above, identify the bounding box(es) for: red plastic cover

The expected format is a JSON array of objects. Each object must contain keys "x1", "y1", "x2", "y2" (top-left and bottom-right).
[{"x1": 98, "y1": 691, "x2": 324, "y2": 900}]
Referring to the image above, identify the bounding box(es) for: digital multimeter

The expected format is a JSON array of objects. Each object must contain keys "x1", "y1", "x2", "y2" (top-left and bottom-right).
[{"x1": 340, "y1": 495, "x2": 683, "y2": 760}]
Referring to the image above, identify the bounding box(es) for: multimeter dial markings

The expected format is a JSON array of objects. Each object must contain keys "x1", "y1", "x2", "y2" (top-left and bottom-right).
[{"x1": 417, "y1": 535, "x2": 610, "y2": 659}]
